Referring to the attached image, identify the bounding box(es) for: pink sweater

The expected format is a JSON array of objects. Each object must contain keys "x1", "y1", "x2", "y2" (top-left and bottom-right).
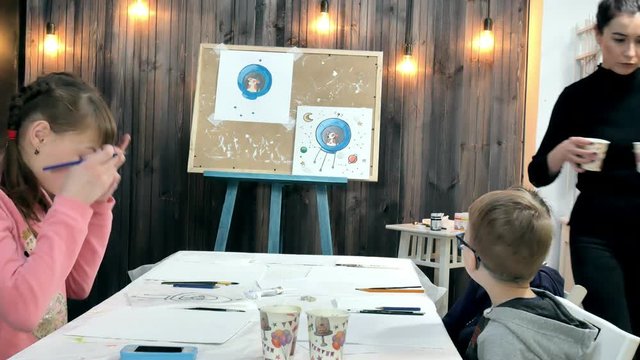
[{"x1": 0, "y1": 190, "x2": 113, "y2": 359}]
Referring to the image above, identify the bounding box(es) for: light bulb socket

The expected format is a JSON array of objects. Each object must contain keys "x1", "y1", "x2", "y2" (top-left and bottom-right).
[
  {"x1": 404, "y1": 43, "x2": 413, "y2": 56},
  {"x1": 483, "y1": 17, "x2": 493, "y2": 31},
  {"x1": 320, "y1": 0, "x2": 329, "y2": 13},
  {"x1": 46, "y1": 22, "x2": 56, "y2": 35}
]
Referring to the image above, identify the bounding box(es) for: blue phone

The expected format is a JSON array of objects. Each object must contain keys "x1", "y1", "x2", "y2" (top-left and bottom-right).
[{"x1": 120, "y1": 345, "x2": 197, "y2": 359}]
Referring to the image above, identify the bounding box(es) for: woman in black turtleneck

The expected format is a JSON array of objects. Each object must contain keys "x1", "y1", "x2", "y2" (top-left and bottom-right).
[{"x1": 528, "y1": 0, "x2": 640, "y2": 338}]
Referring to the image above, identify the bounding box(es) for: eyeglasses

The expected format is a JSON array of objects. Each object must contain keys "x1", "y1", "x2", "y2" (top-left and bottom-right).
[
  {"x1": 456, "y1": 234, "x2": 482, "y2": 268},
  {"x1": 456, "y1": 234, "x2": 477, "y2": 253}
]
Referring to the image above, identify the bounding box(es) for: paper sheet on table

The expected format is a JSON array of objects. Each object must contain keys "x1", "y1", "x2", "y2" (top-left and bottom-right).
[
  {"x1": 141, "y1": 262, "x2": 267, "y2": 285},
  {"x1": 124, "y1": 285, "x2": 249, "y2": 307},
  {"x1": 172, "y1": 251, "x2": 255, "y2": 264},
  {"x1": 305, "y1": 266, "x2": 420, "y2": 288},
  {"x1": 298, "y1": 313, "x2": 449, "y2": 347},
  {"x1": 66, "y1": 307, "x2": 254, "y2": 344}
]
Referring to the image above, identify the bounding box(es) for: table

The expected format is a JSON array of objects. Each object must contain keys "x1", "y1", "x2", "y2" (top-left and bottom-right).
[
  {"x1": 12, "y1": 251, "x2": 461, "y2": 360},
  {"x1": 386, "y1": 223, "x2": 465, "y2": 310}
]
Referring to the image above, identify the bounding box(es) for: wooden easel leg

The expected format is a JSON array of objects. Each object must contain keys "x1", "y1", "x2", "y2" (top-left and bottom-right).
[
  {"x1": 215, "y1": 181, "x2": 238, "y2": 251},
  {"x1": 316, "y1": 184, "x2": 334, "y2": 255},
  {"x1": 268, "y1": 183, "x2": 284, "y2": 253}
]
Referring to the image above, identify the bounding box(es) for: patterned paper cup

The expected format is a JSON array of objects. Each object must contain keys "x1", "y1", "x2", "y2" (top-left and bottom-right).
[
  {"x1": 581, "y1": 138, "x2": 610, "y2": 172},
  {"x1": 306, "y1": 309, "x2": 350, "y2": 360},
  {"x1": 259, "y1": 305, "x2": 301, "y2": 360}
]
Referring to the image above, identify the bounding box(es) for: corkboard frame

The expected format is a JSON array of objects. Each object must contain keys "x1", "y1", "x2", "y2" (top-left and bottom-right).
[{"x1": 187, "y1": 44, "x2": 383, "y2": 182}]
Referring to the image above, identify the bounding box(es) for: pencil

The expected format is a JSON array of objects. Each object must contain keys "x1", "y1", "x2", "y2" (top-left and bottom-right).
[
  {"x1": 161, "y1": 281, "x2": 238, "y2": 286},
  {"x1": 357, "y1": 286, "x2": 422, "y2": 290},
  {"x1": 42, "y1": 153, "x2": 119, "y2": 171},
  {"x1": 356, "y1": 289, "x2": 424, "y2": 293},
  {"x1": 42, "y1": 158, "x2": 84, "y2": 171}
]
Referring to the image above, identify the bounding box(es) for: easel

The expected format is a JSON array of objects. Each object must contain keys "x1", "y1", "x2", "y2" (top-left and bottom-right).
[{"x1": 204, "y1": 171, "x2": 348, "y2": 255}]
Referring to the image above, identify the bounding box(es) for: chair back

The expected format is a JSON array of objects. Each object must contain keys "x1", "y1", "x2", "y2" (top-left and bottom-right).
[{"x1": 556, "y1": 296, "x2": 640, "y2": 360}]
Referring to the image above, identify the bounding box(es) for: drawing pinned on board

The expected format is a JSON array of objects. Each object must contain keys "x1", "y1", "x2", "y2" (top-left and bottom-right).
[
  {"x1": 213, "y1": 50, "x2": 294, "y2": 124},
  {"x1": 237, "y1": 64, "x2": 272, "y2": 100},
  {"x1": 292, "y1": 106, "x2": 373, "y2": 180}
]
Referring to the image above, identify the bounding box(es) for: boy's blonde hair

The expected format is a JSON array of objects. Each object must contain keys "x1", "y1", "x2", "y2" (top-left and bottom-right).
[{"x1": 468, "y1": 187, "x2": 553, "y2": 283}]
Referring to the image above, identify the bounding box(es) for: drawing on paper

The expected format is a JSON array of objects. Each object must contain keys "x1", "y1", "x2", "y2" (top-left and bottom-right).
[
  {"x1": 213, "y1": 50, "x2": 294, "y2": 124},
  {"x1": 238, "y1": 64, "x2": 272, "y2": 100},
  {"x1": 292, "y1": 106, "x2": 373, "y2": 180}
]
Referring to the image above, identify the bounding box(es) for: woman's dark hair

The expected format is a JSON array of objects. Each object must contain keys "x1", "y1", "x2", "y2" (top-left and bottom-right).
[
  {"x1": 596, "y1": 0, "x2": 640, "y2": 33},
  {"x1": 1, "y1": 72, "x2": 116, "y2": 221}
]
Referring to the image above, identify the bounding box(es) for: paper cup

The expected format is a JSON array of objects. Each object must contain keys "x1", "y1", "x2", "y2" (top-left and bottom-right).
[
  {"x1": 307, "y1": 309, "x2": 349, "y2": 360},
  {"x1": 581, "y1": 138, "x2": 610, "y2": 172},
  {"x1": 633, "y1": 142, "x2": 640, "y2": 172},
  {"x1": 259, "y1": 305, "x2": 301, "y2": 360}
]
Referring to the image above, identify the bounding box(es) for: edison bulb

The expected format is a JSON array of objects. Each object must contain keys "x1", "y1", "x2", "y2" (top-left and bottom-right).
[
  {"x1": 129, "y1": 0, "x2": 150, "y2": 19},
  {"x1": 477, "y1": 30, "x2": 494, "y2": 52},
  {"x1": 43, "y1": 34, "x2": 59, "y2": 56},
  {"x1": 398, "y1": 54, "x2": 417, "y2": 74},
  {"x1": 316, "y1": 12, "x2": 331, "y2": 33}
]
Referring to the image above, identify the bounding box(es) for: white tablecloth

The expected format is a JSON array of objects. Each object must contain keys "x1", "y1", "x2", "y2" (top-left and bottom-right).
[{"x1": 12, "y1": 251, "x2": 461, "y2": 360}]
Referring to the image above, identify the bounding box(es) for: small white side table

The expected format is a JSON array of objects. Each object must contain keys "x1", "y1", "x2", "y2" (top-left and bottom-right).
[{"x1": 386, "y1": 223, "x2": 465, "y2": 311}]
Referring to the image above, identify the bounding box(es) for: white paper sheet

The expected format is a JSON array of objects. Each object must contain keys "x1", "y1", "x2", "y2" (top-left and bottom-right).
[
  {"x1": 66, "y1": 307, "x2": 255, "y2": 344},
  {"x1": 141, "y1": 261, "x2": 267, "y2": 286},
  {"x1": 213, "y1": 50, "x2": 294, "y2": 124}
]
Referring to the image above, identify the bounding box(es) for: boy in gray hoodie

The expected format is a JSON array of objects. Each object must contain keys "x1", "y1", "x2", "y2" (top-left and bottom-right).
[{"x1": 460, "y1": 188, "x2": 598, "y2": 360}]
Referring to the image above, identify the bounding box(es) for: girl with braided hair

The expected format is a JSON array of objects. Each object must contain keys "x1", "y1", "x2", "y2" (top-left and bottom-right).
[{"x1": 0, "y1": 72, "x2": 130, "y2": 358}]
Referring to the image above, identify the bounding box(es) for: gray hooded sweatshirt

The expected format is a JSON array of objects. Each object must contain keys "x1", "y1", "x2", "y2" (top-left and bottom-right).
[{"x1": 466, "y1": 289, "x2": 598, "y2": 360}]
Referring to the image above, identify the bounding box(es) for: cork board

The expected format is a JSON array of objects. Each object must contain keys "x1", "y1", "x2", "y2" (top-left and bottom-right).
[{"x1": 187, "y1": 44, "x2": 383, "y2": 182}]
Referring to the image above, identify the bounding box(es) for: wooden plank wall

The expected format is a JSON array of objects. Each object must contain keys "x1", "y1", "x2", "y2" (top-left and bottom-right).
[
  {"x1": 24, "y1": 0, "x2": 529, "y2": 313},
  {"x1": 0, "y1": 0, "x2": 20, "y2": 147}
]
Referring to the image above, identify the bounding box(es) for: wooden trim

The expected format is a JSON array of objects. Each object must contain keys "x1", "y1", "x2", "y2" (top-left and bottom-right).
[{"x1": 522, "y1": 0, "x2": 544, "y2": 188}]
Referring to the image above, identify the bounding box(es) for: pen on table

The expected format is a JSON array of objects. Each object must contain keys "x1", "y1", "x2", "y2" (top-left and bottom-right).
[
  {"x1": 185, "y1": 307, "x2": 245, "y2": 312},
  {"x1": 161, "y1": 281, "x2": 238, "y2": 286},
  {"x1": 352, "y1": 309, "x2": 425, "y2": 316},
  {"x1": 357, "y1": 286, "x2": 422, "y2": 290},
  {"x1": 376, "y1": 307, "x2": 421, "y2": 312},
  {"x1": 172, "y1": 283, "x2": 219, "y2": 289}
]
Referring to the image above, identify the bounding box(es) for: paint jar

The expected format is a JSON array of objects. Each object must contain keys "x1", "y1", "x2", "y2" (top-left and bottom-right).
[{"x1": 430, "y1": 213, "x2": 444, "y2": 231}]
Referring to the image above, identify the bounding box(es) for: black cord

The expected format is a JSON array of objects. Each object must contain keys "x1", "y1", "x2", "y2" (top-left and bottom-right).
[{"x1": 404, "y1": 0, "x2": 413, "y2": 46}]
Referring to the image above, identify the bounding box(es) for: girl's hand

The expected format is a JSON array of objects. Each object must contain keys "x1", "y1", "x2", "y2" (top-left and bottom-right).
[
  {"x1": 547, "y1": 137, "x2": 599, "y2": 174},
  {"x1": 59, "y1": 134, "x2": 130, "y2": 205},
  {"x1": 95, "y1": 134, "x2": 131, "y2": 203}
]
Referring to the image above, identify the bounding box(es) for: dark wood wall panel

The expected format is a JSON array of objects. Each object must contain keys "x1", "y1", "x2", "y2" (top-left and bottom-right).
[{"x1": 24, "y1": 0, "x2": 529, "y2": 312}]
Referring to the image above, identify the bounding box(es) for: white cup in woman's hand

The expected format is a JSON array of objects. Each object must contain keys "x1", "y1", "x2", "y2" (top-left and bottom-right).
[{"x1": 580, "y1": 138, "x2": 609, "y2": 172}]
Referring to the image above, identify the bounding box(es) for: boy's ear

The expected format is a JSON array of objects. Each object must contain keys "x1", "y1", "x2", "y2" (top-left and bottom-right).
[{"x1": 26, "y1": 120, "x2": 52, "y2": 148}]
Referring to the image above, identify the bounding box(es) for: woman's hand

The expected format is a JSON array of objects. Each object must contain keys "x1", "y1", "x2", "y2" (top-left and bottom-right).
[{"x1": 547, "y1": 137, "x2": 598, "y2": 174}]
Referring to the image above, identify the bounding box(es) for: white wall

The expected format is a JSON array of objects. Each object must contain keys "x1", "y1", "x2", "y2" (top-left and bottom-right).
[{"x1": 535, "y1": 0, "x2": 600, "y2": 267}]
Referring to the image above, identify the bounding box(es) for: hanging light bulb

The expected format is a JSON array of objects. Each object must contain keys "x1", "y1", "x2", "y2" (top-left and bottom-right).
[
  {"x1": 43, "y1": 22, "x2": 59, "y2": 56},
  {"x1": 475, "y1": 0, "x2": 494, "y2": 53},
  {"x1": 316, "y1": 0, "x2": 331, "y2": 33},
  {"x1": 129, "y1": 0, "x2": 150, "y2": 19},
  {"x1": 477, "y1": 17, "x2": 495, "y2": 52},
  {"x1": 398, "y1": 43, "x2": 417, "y2": 75}
]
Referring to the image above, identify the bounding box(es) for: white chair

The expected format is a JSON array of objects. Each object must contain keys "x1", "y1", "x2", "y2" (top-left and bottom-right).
[
  {"x1": 556, "y1": 296, "x2": 640, "y2": 360},
  {"x1": 565, "y1": 284, "x2": 588, "y2": 306}
]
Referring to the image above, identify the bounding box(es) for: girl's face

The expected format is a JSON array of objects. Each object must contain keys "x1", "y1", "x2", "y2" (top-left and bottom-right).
[
  {"x1": 26, "y1": 125, "x2": 101, "y2": 196},
  {"x1": 597, "y1": 12, "x2": 640, "y2": 75}
]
